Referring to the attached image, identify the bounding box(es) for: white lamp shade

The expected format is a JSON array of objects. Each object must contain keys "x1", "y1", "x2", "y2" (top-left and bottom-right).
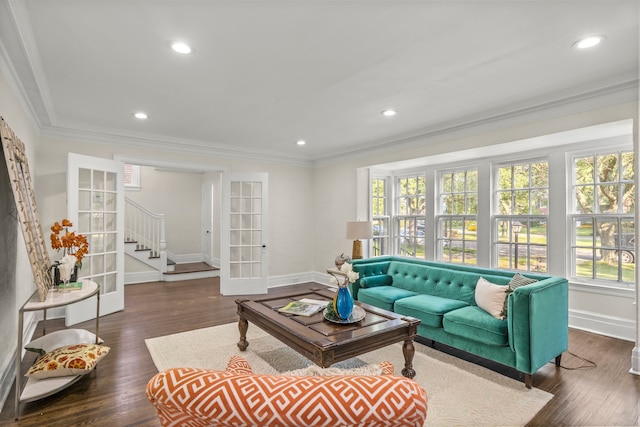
[{"x1": 346, "y1": 221, "x2": 373, "y2": 240}]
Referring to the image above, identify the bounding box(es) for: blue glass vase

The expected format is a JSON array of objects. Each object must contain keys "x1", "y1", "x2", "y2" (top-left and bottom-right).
[{"x1": 335, "y1": 285, "x2": 354, "y2": 320}]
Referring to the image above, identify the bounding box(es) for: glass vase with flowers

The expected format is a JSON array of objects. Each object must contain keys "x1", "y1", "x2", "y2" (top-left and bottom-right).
[
  {"x1": 327, "y1": 262, "x2": 360, "y2": 320},
  {"x1": 49, "y1": 219, "x2": 89, "y2": 289}
]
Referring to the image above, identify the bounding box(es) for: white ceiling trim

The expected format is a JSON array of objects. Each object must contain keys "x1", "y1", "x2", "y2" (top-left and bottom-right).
[
  {"x1": 313, "y1": 76, "x2": 639, "y2": 168},
  {"x1": 40, "y1": 124, "x2": 315, "y2": 167}
]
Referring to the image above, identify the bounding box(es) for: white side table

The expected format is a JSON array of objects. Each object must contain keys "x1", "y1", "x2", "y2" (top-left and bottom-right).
[{"x1": 14, "y1": 280, "x2": 100, "y2": 419}]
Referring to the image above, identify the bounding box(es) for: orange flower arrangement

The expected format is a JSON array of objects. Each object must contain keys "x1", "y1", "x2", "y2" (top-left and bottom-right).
[{"x1": 50, "y1": 219, "x2": 89, "y2": 267}]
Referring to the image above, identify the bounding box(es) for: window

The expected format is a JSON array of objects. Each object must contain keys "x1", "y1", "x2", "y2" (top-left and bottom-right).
[
  {"x1": 371, "y1": 177, "x2": 390, "y2": 256},
  {"x1": 570, "y1": 150, "x2": 635, "y2": 286},
  {"x1": 494, "y1": 160, "x2": 548, "y2": 272},
  {"x1": 436, "y1": 168, "x2": 478, "y2": 264},
  {"x1": 124, "y1": 164, "x2": 141, "y2": 190},
  {"x1": 365, "y1": 121, "x2": 633, "y2": 292},
  {"x1": 395, "y1": 174, "x2": 426, "y2": 258}
]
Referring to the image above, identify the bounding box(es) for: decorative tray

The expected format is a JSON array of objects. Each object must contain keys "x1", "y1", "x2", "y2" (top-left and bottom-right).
[{"x1": 323, "y1": 305, "x2": 366, "y2": 324}]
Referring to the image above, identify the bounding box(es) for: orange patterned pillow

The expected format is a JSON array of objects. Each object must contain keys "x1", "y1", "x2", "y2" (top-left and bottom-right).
[
  {"x1": 147, "y1": 365, "x2": 428, "y2": 427},
  {"x1": 226, "y1": 355, "x2": 253, "y2": 374},
  {"x1": 25, "y1": 343, "x2": 110, "y2": 379}
]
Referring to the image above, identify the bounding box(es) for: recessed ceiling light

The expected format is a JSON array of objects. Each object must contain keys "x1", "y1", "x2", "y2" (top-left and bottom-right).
[
  {"x1": 133, "y1": 112, "x2": 148, "y2": 119},
  {"x1": 171, "y1": 42, "x2": 192, "y2": 54},
  {"x1": 296, "y1": 140, "x2": 306, "y2": 146},
  {"x1": 573, "y1": 35, "x2": 604, "y2": 49},
  {"x1": 382, "y1": 109, "x2": 397, "y2": 117}
]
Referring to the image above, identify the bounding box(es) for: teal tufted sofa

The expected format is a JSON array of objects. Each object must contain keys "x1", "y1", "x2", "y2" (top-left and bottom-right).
[{"x1": 351, "y1": 256, "x2": 568, "y2": 388}]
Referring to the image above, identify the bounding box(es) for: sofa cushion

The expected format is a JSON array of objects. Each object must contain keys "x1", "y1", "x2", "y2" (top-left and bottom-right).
[
  {"x1": 443, "y1": 306, "x2": 508, "y2": 347},
  {"x1": 475, "y1": 277, "x2": 508, "y2": 319},
  {"x1": 394, "y1": 295, "x2": 468, "y2": 328},
  {"x1": 358, "y1": 286, "x2": 417, "y2": 311}
]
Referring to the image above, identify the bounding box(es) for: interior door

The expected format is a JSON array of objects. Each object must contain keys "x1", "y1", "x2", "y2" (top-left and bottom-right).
[
  {"x1": 66, "y1": 153, "x2": 124, "y2": 325},
  {"x1": 220, "y1": 172, "x2": 268, "y2": 295},
  {"x1": 202, "y1": 182, "x2": 214, "y2": 265}
]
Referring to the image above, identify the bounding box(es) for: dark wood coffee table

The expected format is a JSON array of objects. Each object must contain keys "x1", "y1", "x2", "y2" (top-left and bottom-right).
[{"x1": 235, "y1": 287, "x2": 421, "y2": 378}]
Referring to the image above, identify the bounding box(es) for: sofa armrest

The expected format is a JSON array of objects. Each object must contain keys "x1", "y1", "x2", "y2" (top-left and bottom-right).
[
  {"x1": 147, "y1": 367, "x2": 427, "y2": 427},
  {"x1": 508, "y1": 278, "x2": 569, "y2": 374}
]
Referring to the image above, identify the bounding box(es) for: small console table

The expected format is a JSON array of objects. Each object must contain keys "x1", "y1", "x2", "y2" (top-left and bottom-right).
[{"x1": 14, "y1": 280, "x2": 100, "y2": 418}]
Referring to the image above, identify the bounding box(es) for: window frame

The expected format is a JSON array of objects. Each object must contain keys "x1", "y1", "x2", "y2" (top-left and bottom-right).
[
  {"x1": 371, "y1": 176, "x2": 391, "y2": 257},
  {"x1": 436, "y1": 167, "x2": 478, "y2": 265},
  {"x1": 394, "y1": 173, "x2": 427, "y2": 259},
  {"x1": 567, "y1": 148, "x2": 635, "y2": 288},
  {"x1": 492, "y1": 158, "x2": 549, "y2": 273}
]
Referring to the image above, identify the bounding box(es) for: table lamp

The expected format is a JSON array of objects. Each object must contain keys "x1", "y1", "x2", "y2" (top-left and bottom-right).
[{"x1": 346, "y1": 221, "x2": 373, "y2": 260}]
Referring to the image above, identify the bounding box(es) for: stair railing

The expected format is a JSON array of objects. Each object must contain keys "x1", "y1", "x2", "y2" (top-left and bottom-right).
[{"x1": 125, "y1": 197, "x2": 168, "y2": 273}]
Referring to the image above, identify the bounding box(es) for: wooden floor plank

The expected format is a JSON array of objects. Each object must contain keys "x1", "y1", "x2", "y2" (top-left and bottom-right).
[{"x1": 0, "y1": 278, "x2": 638, "y2": 426}]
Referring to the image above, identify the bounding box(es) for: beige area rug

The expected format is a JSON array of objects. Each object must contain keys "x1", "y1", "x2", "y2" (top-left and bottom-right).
[{"x1": 145, "y1": 322, "x2": 552, "y2": 426}]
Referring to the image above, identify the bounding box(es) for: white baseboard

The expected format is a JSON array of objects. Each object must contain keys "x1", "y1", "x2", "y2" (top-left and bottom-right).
[
  {"x1": 267, "y1": 271, "x2": 333, "y2": 289},
  {"x1": 568, "y1": 309, "x2": 636, "y2": 342},
  {"x1": 631, "y1": 346, "x2": 640, "y2": 375},
  {"x1": 125, "y1": 271, "x2": 161, "y2": 285}
]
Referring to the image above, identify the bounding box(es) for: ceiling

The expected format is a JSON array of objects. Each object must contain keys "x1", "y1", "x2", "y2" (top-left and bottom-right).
[{"x1": 0, "y1": 1, "x2": 638, "y2": 166}]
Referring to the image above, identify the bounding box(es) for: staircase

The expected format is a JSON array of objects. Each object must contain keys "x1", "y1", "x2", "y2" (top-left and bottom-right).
[{"x1": 125, "y1": 198, "x2": 218, "y2": 282}]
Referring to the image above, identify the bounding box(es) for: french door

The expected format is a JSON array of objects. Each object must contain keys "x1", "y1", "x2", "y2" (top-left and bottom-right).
[
  {"x1": 221, "y1": 172, "x2": 268, "y2": 295},
  {"x1": 66, "y1": 153, "x2": 124, "y2": 325}
]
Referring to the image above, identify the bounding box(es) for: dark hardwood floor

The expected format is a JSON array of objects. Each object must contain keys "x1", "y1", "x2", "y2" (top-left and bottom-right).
[{"x1": 1, "y1": 278, "x2": 638, "y2": 426}]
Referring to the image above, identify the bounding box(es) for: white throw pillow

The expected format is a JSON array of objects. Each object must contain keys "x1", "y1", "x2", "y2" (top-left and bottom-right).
[
  {"x1": 475, "y1": 277, "x2": 508, "y2": 320},
  {"x1": 25, "y1": 329, "x2": 104, "y2": 355}
]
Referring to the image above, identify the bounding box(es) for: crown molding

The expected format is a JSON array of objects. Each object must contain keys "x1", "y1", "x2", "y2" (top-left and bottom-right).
[
  {"x1": 1, "y1": 0, "x2": 55, "y2": 126},
  {"x1": 311, "y1": 75, "x2": 639, "y2": 168},
  {"x1": 39, "y1": 124, "x2": 315, "y2": 168}
]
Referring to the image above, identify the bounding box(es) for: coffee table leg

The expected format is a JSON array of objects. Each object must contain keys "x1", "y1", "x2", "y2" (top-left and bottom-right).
[
  {"x1": 401, "y1": 339, "x2": 416, "y2": 378},
  {"x1": 237, "y1": 318, "x2": 249, "y2": 351}
]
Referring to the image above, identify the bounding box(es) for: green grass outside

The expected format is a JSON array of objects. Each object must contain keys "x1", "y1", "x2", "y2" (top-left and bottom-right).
[{"x1": 576, "y1": 260, "x2": 635, "y2": 282}]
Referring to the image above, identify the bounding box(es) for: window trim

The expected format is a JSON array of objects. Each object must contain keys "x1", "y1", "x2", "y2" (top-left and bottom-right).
[
  {"x1": 436, "y1": 167, "x2": 478, "y2": 264},
  {"x1": 491, "y1": 158, "x2": 549, "y2": 273},
  {"x1": 567, "y1": 147, "x2": 635, "y2": 288}
]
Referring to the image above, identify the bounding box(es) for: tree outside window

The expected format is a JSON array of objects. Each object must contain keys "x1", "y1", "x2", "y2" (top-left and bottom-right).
[
  {"x1": 371, "y1": 177, "x2": 390, "y2": 256},
  {"x1": 437, "y1": 169, "x2": 478, "y2": 264},
  {"x1": 395, "y1": 175, "x2": 426, "y2": 258},
  {"x1": 494, "y1": 160, "x2": 548, "y2": 272},
  {"x1": 571, "y1": 151, "x2": 635, "y2": 285}
]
